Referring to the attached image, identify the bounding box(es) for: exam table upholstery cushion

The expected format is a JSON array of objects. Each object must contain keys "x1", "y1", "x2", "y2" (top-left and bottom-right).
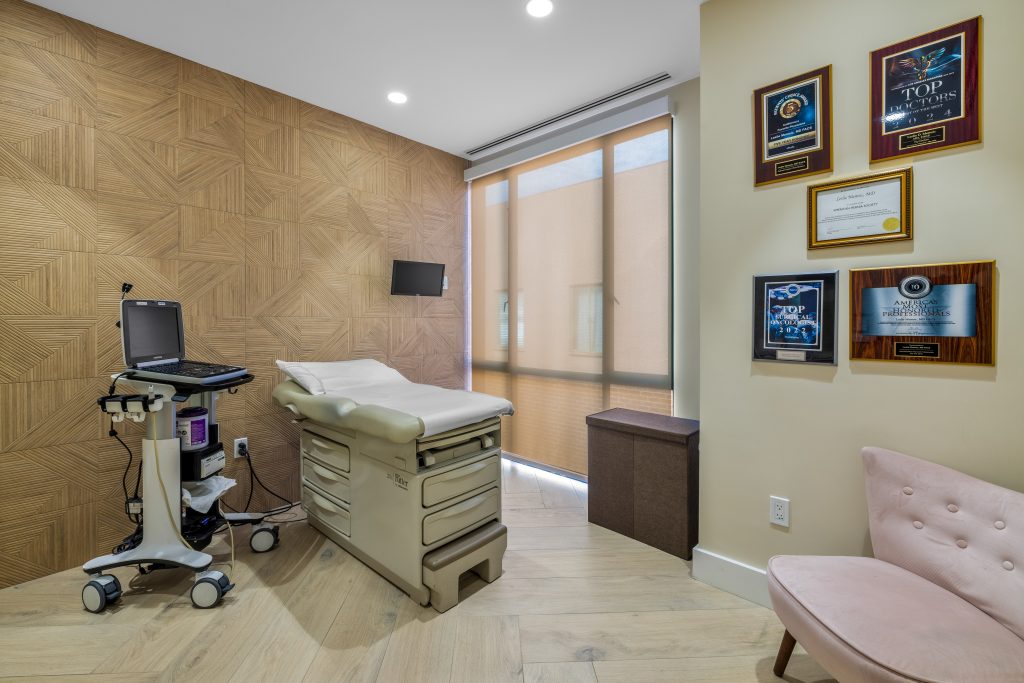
[
  {"x1": 768, "y1": 554, "x2": 1024, "y2": 683},
  {"x1": 276, "y1": 359, "x2": 406, "y2": 395},
  {"x1": 274, "y1": 360, "x2": 514, "y2": 439}
]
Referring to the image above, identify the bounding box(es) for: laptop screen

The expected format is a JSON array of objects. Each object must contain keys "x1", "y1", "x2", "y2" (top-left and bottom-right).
[{"x1": 121, "y1": 300, "x2": 185, "y2": 366}]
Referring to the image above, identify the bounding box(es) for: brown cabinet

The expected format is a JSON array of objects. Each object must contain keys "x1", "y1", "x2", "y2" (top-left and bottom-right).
[{"x1": 586, "y1": 408, "x2": 699, "y2": 560}]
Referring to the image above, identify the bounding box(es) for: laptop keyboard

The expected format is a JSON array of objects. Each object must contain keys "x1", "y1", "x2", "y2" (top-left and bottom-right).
[{"x1": 151, "y1": 361, "x2": 242, "y2": 377}]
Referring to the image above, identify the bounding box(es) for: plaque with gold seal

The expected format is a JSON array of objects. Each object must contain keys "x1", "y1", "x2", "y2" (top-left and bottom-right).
[
  {"x1": 807, "y1": 167, "x2": 913, "y2": 249},
  {"x1": 753, "y1": 66, "x2": 833, "y2": 186}
]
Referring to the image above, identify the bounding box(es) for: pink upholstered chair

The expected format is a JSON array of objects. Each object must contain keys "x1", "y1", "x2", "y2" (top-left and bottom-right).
[{"x1": 768, "y1": 446, "x2": 1024, "y2": 682}]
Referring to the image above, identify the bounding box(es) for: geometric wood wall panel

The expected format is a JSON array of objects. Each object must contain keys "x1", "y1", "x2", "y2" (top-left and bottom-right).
[
  {"x1": 178, "y1": 93, "x2": 243, "y2": 160},
  {"x1": 0, "y1": 1, "x2": 96, "y2": 64},
  {"x1": 178, "y1": 260, "x2": 245, "y2": 318},
  {"x1": 179, "y1": 59, "x2": 244, "y2": 110},
  {"x1": 95, "y1": 28, "x2": 178, "y2": 90},
  {"x1": 245, "y1": 82, "x2": 299, "y2": 127},
  {"x1": 96, "y1": 68, "x2": 177, "y2": 144},
  {"x1": 178, "y1": 205, "x2": 244, "y2": 263},
  {"x1": 178, "y1": 146, "x2": 244, "y2": 214},
  {"x1": 351, "y1": 317, "x2": 389, "y2": 361},
  {"x1": 0, "y1": 315, "x2": 96, "y2": 382},
  {"x1": 0, "y1": 378, "x2": 105, "y2": 453},
  {"x1": 0, "y1": 0, "x2": 467, "y2": 587},
  {"x1": 300, "y1": 224, "x2": 386, "y2": 278},
  {"x1": 246, "y1": 167, "x2": 299, "y2": 221},
  {"x1": 422, "y1": 352, "x2": 469, "y2": 390},
  {"x1": 0, "y1": 249, "x2": 94, "y2": 316},
  {"x1": 301, "y1": 130, "x2": 386, "y2": 195},
  {"x1": 245, "y1": 114, "x2": 299, "y2": 177},
  {"x1": 96, "y1": 192, "x2": 178, "y2": 258},
  {"x1": 245, "y1": 217, "x2": 298, "y2": 270},
  {"x1": 299, "y1": 103, "x2": 390, "y2": 156},
  {"x1": 0, "y1": 105, "x2": 94, "y2": 189},
  {"x1": 0, "y1": 37, "x2": 96, "y2": 127},
  {"x1": 95, "y1": 130, "x2": 176, "y2": 201},
  {"x1": 0, "y1": 176, "x2": 96, "y2": 252}
]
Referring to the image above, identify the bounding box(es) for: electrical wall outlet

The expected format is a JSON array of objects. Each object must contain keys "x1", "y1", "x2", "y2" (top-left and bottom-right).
[
  {"x1": 770, "y1": 496, "x2": 790, "y2": 527},
  {"x1": 233, "y1": 437, "x2": 248, "y2": 459}
]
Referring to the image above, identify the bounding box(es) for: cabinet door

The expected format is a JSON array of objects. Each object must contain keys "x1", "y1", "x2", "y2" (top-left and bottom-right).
[
  {"x1": 634, "y1": 435, "x2": 688, "y2": 558},
  {"x1": 586, "y1": 426, "x2": 635, "y2": 536}
]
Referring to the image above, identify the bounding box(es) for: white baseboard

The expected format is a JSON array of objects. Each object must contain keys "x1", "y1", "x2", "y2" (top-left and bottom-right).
[{"x1": 691, "y1": 546, "x2": 770, "y2": 608}]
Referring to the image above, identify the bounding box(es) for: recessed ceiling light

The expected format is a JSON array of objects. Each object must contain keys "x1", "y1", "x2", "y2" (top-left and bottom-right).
[
  {"x1": 387, "y1": 91, "x2": 408, "y2": 104},
  {"x1": 526, "y1": 0, "x2": 553, "y2": 18}
]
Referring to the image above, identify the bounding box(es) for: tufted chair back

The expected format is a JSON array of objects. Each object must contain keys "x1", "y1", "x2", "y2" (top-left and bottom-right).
[{"x1": 863, "y1": 446, "x2": 1024, "y2": 640}]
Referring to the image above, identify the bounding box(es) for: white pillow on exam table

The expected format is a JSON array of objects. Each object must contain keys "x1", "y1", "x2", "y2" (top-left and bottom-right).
[{"x1": 275, "y1": 359, "x2": 406, "y2": 395}]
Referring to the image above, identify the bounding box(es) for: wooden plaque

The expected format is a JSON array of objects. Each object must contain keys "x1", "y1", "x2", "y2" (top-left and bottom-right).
[
  {"x1": 850, "y1": 261, "x2": 994, "y2": 364},
  {"x1": 753, "y1": 66, "x2": 833, "y2": 186},
  {"x1": 870, "y1": 17, "x2": 981, "y2": 162}
]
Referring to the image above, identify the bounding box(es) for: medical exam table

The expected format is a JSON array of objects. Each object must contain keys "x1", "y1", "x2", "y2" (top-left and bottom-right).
[{"x1": 272, "y1": 362, "x2": 513, "y2": 611}]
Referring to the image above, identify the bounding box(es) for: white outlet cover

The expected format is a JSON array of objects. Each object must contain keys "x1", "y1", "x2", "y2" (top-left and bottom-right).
[{"x1": 770, "y1": 495, "x2": 790, "y2": 527}]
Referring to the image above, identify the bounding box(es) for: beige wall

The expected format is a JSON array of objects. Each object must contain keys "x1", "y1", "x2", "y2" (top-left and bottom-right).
[
  {"x1": 697, "y1": 0, "x2": 1024, "y2": 576},
  {"x1": 669, "y1": 79, "x2": 700, "y2": 420}
]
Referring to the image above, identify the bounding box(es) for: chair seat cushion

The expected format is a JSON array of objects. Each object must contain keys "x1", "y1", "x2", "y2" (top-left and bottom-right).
[{"x1": 768, "y1": 555, "x2": 1024, "y2": 683}]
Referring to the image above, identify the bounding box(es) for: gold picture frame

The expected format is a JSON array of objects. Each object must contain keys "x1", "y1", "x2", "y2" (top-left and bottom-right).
[{"x1": 807, "y1": 167, "x2": 913, "y2": 250}]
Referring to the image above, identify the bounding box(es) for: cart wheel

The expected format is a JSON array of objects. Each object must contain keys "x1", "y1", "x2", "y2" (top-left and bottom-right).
[
  {"x1": 82, "y1": 575, "x2": 121, "y2": 613},
  {"x1": 191, "y1": 570, "x2": 233, "y2": 609},
  {"x1": 249, "y1": 524, "x2": 279, "y2": 553}
]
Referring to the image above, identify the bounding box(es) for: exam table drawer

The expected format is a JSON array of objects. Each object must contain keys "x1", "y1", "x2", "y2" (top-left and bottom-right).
[
  {"x1": 422, "y1": 487, "x2": 499, "y2": 545},
  {"x1": 302, "y1": 457, "x2": 351, "y2": 504},
  {"x1": 301, "y1": 430, "x2": 351, "y2": 472},
  {"x1": 422, "y1": 454, "x2": 500, "y2": 507},
  {"x1": 303, "y1": 486, "x2": 351, "y2": 537}
]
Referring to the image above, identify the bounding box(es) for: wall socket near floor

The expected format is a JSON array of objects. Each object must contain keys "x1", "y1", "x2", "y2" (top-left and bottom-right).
[
  {"x1": 233, "y1": 437, "x2": 248, "y2": 459},
  {"x1": 770, "y1": 496, "x2": 790, "y2": 527}
]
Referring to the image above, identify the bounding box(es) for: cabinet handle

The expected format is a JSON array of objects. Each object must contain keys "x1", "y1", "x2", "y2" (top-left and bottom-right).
[{"x1": 312, "y1": 463, "x2": 339, "y2": 482}]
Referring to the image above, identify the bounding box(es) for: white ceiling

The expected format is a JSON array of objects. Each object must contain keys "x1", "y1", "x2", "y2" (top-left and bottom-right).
[{"x1": 29, "y1": 0, "x2": 702, "y2": 158}]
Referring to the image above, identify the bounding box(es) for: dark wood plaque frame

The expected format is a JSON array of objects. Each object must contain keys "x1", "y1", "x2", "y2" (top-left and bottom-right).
[
  {"x1": 753, "y1": 65, "x2": 833, "y2": 186},
  {"x1": 869, "y1": 17, "x2": 981, "y2": 162},
  {"x1": 850, "y1": 260, "x2": 994, "y2": 365}
]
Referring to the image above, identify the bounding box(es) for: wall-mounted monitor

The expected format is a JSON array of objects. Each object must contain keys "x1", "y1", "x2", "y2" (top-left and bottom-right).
[{"x1": 390, "y1": 260, "x2": 445, "y2": 297}]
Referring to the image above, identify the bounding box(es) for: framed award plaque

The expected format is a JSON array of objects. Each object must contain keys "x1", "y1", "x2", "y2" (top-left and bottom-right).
[
  {"x1": 850, "y1": 261, "x2": 994, "y2": 365},
  {"x1": 870, "y1": 17, "x2": 981, "y2": 162},
  {"x1": 753, "y1": 65, "x2": 833, "y2": 186},
  {"x1": 753, "y1": 271, "x2": 838, "y2": 364}
]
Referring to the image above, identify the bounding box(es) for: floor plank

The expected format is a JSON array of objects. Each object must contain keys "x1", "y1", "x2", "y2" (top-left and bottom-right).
[
  {"x1": 302, "y1": 561, "x2": 405, "y2": 683},
  {"x1": 518, "y1": 608, "x2": 784, "y2": 663},
  {"x1": 449, "y1": 615, "x2": 523, "y2": 683},
  {"x1": 502, "y1": 547, "x2": 690, "y2": 579},
  {"x1": 593, "y1": 654, "x2": 838, "y2": 683},
  {"x1": 525, "y1": 662, "x2": 598, "y2": 683},
  {"x1": 0, "y1": 458, "x2": 832, "y2": 683},
  {"x1": 460, "y1": 575, "x2": 752, "y2": 616}
]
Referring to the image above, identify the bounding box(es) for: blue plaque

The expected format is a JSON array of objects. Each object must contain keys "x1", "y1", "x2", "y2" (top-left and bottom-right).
[
  {"x1": 860, "y1": 283, "x2": 976, "y2": 337},
  {"x1": 762, "y1": 78, "x2": 821, "y2": 161}
]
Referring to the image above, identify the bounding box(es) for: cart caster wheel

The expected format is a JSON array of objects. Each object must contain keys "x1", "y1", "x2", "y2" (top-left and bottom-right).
[
  {"x1": 191, "y1": 570, "x2": 233, "y2": 609},
  {"x1": 249, "y1": 524, "x2": 279, "y2": 553},
  {"x1": 82, "y1": 575, "x2": 121, "y2": 613}
]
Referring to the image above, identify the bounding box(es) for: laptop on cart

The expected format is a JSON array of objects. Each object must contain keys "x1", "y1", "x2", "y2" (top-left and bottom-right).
[{"x1": 121, "y1": 299, "x2": 247, "y2": 385}]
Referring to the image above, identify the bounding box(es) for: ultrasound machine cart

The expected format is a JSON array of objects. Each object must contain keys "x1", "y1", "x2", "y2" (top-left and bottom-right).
[{"x1": 83, "y1": 372, "x2": 280, "y2": 612}]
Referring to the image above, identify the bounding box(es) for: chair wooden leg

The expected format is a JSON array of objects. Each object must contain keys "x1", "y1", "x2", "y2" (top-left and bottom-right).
[{"x1": 773, "y1": 629, "x2": 797, "y2": 677}]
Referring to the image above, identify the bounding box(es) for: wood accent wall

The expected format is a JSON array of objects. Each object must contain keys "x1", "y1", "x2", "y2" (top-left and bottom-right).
[{"x1": 0, "y1": 0, "x2": 468, "y2": 588}]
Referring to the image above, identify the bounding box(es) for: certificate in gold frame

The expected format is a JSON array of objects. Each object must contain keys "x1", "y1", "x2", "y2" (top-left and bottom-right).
[{"x1": 807, "y1": 167, "x2": 913, "y2": 250}]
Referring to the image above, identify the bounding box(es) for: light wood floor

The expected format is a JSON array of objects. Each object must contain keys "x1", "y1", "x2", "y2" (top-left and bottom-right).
[{"x1": 0, "y1": 459, "x2": 835, "y2": 683}]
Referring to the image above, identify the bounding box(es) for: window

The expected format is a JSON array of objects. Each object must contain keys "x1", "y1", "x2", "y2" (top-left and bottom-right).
[
  {"x1": 470, "y1": 117, "x2": 672, "y2": 475},
  {"x1": 573, "y1": 285, "x2": 602, "y2": 354}
]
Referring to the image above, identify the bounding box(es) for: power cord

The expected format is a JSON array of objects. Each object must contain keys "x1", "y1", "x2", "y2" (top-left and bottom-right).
[{"x1": 237, "y1": 442, "x2": 296, "y2": 512}]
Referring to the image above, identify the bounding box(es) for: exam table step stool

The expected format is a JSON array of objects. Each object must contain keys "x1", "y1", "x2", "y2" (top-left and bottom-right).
[{"x1": 422, "y1": 521, "x2": 507, "y2": 612}]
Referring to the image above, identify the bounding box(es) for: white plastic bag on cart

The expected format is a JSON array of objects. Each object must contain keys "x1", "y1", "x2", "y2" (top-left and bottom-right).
[{"x1": 182, "y1": 476, "x2": 236, "y2": 514}]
